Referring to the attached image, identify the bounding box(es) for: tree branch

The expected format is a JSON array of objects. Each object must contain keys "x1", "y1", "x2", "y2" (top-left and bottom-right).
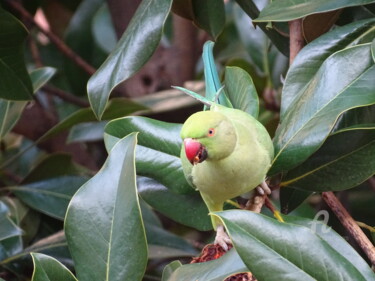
[
  {"x1": 6, "y1": 0, "x2": 96, "y2": 76},
  {"x1": 322, "y1": 191, "x2": 375, "y2": 266},
  {"x1": 288, "y1": 19, "x2": 304, "y2": 65},
  {"x1": 43, "y1": 85, "x2": 89, "y2": 107}
]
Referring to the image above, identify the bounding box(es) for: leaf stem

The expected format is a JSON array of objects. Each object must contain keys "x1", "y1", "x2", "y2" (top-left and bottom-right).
[
  {"x1": 6, "y1": 0, "x2": 96, "y2": 76},
  {"x1": 322, "y1": 191, "x2": 375, "y2": 266}
]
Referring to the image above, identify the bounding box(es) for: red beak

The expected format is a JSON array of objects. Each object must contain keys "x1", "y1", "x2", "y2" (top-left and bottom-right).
[{"x1": 184, "y1": 138, "x2": 207, "y2": 165}]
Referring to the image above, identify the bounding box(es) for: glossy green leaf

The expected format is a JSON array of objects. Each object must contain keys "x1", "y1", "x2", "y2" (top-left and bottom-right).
[
  {"x1": 65, "y1": 133, "x2": 148, "y2": 281},
  {"x1": 138, "y1": 177, "x2": 211, "y2": 231},
  {"x1": 0, "y1": 202, "x2": 22, "y2": 242},
  {"x1": 38, "y1": 98, "x2": 145, "y2": 143},
  {"x1": 192, "y1": 0, "x2": 225, "y2": 40},
  {"x1": 284, "y1": 216, "x2": 375, "y2": 281},
  {"x1": 0, "y1": 7, "x2": 33, "y2": 100},
  {"x1": 31, "y1": 253, "x2": 77, "y2": 281},
  {"x1": 281, "y1": 19, "x2": 375, "y2": 118},
  {"x1": 29, "y1": 67, "x2": 57, "y2": 93},
  {"x1": 282, "y1": 126, "x2": 375, "y2": 191},
  {"x1": 87, "y1": 0, "x2": 173, "y2": 119},
  {"x1": 92, "y1": 4, "x2": 117, "y2": 53},
  {"x1": 9, "y1": 176, "x2": 88, "y2": 220},
  {"x1": 166, "y1": 248, "x2": 248, "y2": 281},
  {"x1": 67, "y1": 121, "x2": 106, "y2": 143},
  {"x1": 270, "y1": 43, "x2": 375, "y2": 175},
  {"x1": 217, "y1": 210, "x2": 374, "y2": 281},
  {"x1": 254, "y1": 0, "x2": 375, "y2": 22},
  {"x1": 224, "y1": 66, "x2": 259, "y2": 118},
  {"x1": 104, "y1": 116, "x2": 193, "y2": 194},
  {"x1": 234, "y1": 0, "x2": 289, "y2": 56}
]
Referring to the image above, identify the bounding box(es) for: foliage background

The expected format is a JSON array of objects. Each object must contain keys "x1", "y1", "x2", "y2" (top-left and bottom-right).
[{"x1": 0, "y1": 0, "x2": 374, "y2": 280}]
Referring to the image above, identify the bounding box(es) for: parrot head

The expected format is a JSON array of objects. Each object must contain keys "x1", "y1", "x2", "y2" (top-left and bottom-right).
[{"x1": 181, "y1": 111, "x2": 237, "y2": 165}]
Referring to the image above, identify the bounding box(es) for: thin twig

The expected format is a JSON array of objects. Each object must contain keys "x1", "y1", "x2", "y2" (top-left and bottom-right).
[
  {"x1": 7, "y1": 0, "x2": 96, "y2": 76},
  {"x1": 322, "y1": 191, "x2": 375, "y2": 266},
  {"x1": 288, "y1": 19, "x2": 304, "y2": 65},
  {"x1": 43, "y1": 85, "x2": 90, "y2": 107}
]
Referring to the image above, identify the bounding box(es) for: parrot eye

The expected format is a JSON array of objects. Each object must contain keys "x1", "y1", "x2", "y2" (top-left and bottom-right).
[{"x1": 208, "y1": 128, "x2": 215, "y2": 137}]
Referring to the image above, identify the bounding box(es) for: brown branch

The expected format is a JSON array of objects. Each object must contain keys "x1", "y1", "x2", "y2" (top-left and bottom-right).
[
  {"x1": 7, "y1": 0, "x2": 96, "y2": 76},
  {"x1": 42, "y1": 85, "x2": 90, "y2": 107},
  {"x1": 288, "y1": 19, "x2": 304, "y2": 65},
  {"x1": 322, "y1": 191, "x2": 375, "y2": 266}
]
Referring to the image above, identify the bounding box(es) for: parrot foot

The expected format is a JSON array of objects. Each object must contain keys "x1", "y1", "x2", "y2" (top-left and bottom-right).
[
  {"x1": 214, "y1": 225, "x2": 232, "y2": 251},
  {"x1": 256, "y1": 181, "x2": 272, "y2": 195}
]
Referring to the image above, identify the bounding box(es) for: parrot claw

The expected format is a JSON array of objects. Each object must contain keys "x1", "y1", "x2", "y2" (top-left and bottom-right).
[
  {"x1": 214, "y1": 225, "x2": 232, "y2": 251},
  {"x1": 257, "y1": 181, "x2": 271, "y2": 195}
]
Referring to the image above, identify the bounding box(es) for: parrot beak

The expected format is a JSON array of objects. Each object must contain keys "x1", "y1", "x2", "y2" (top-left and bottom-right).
[{"x1": 184, "y1": 138, "x2": 208, "y2": 165}]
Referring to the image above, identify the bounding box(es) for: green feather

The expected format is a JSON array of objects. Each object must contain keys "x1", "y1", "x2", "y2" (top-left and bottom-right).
[{"x1": 202, "y1": 41, "x2": 232, "y2": 108}]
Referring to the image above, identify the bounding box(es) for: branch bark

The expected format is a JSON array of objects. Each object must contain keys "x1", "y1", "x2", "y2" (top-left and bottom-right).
[
  {"x1": 322, "y1": 191, "x2": 375, "y2": 266},
  {"x1": 288, "y1": 19, "x2": 304, "y2": 65},
  {"x1": 7, "y1": 0, "x2": 96, "y2": 75}
]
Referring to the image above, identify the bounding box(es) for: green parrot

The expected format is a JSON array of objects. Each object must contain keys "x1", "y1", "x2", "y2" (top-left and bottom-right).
[
  {"x1": 180, "y1": 104, "x2": 274, "y2": 250},
  {"x1": 177, "y1": 41, "x2": 274, "y2": 250}
]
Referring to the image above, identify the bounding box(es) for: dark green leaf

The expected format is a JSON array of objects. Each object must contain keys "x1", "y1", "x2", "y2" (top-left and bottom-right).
[
  {"x1": 271, "y1": 43, "x2": 375, "y2": 175},
  {"x1": 65, "y1": 134, "x2": 148, "y2": 281},
  {"x1": 224, "y1": 66, "x2": 259, "y2": 118},
  {"x1": 92, "y1": 4, "x2": 117, "y2": 53},
  {"x1": 281, "y1": 19, "x2": 375, "y2": 118},
  {"x1": 0, "y1": 66, "x2": 56, "y2": 140},
  {"x1": 166, "y1": 248, "x2": 248, "y2": 281},
  {"x1": 0, "y1": 7, "x2": 33, "y2": 100},
  {"x1": 162, "y1": 260, "x2": 182, "y2": 281},
  {"x1": 31, "y1": 253, "x2": 77, "y2": 281},
  {"x1": 21, "y1": 153, "x2": 85, "y2": 184},
  {"x1": 87, "y1": 0, "x2": 173, "y2": 119},
  {"x1": 146, "y1": 225, "x2": 197, "y2": 258},
  {"x1": 234, "y1": 0, "x2": 289, "y2": 56},
  {"x1": 141, "y1": 200, "x2": 198, "y2": 258},
  {"x1": 217, "y1": 210, "x2": 374, "y2": 281},
  {"x1": 22, "y1": 231, "x2": 69, "y2": 264},
  {"x1": 10, "y1": 176, "x2": 88, "y2": 220},
  {"x1": 192, "y1": 0, "x2": 225, "y2": 40},
  {"x1": 38, "y1": 98, "x2": 145, "y2": 143},
  {"x1": 29, "y1": 67, "x2": 56, "y2": 93},
  {"x1": 64, "y1": 0, "x2": 105, "y2": 96},
  {"x1": 280, "y1": 187, "x2": 313, "y2": 214},
  {"x1": 0, "y1": 100, "x2": 27, "y2": 140},
  {"x1": 138, "y1": 177, "x2": 211, "y2": 231},
  {"x1": 0, "y1": 202, "x2": 22, "y2": 242},
  {"x1": 282, "y1": 126, "x2": 375, "y2": 191},
  {"x1": 254, "y1": 0, "x2": 375, "y2": 22},
  {"x1": 104, "y1": 116, "x2": 193, "y2": 194},
  {"x1": 332, "y1": 104, "x2": 375, "y2": 132}
]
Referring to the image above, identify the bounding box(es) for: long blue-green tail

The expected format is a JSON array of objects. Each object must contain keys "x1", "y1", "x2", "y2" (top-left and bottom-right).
[{"x1": 203, "y1": 41, "x2": 232, "y2": 109}]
